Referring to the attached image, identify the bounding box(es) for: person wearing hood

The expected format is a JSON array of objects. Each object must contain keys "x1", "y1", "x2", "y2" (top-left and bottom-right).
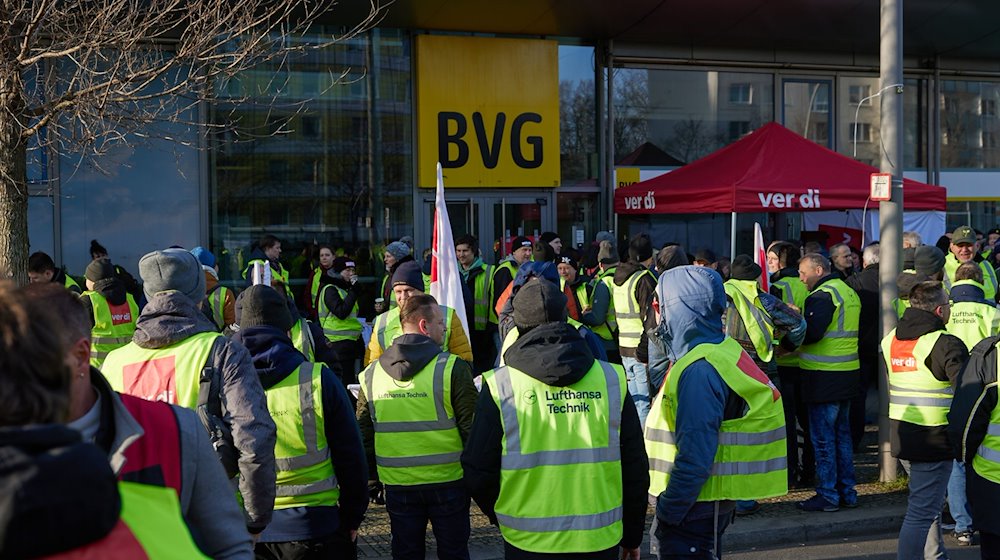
[
  {"x1": 358, "y1": 293, "x2": 478, "y2": 559},
  {"x1": 366, "y1": 260, "x2": 472, "y2": 366},
  {"x1": 377, "y1": 241, "x2": 414, "y2": 314},
  {"x1": 304, "y1": 244, "x2": 335, "y2": 320},
  {"x1": 613, "y1": 233, "x2": 658, "y2": 427},
  {"x1": 845, "y1": 243, "x2": 881, "y2": 452},
  {"x1": 317, "y1": 256, "x2": 364, "y2": 386},
  {"x1": 25, "y1": 282, "x2": 252, "y2": 559},
  {"x1": 192, "y1": 246, "x2": 235, "y2": 332},
  {"x1": 463, "y1": 280, "x2": 648, "y2": 560},
  {"x1": 28, "y1": 250, "x2": 82, "y2": 293},
  {"x1": 244, "y1": 234, "x2": 293, "y2": 300},
  {"x1": 644, "y1": 266, "x2": 787, "y2": 558},
  {"x1": 0, "y1": 283, "x2": 211, "y2": 559},
  {"x1": 490, "y1": 236, "x2": 534, "y2": 349},
  {"x1": 80, "y1": 258, "x2": 140, "y2": 369},
  {"x1": 882, "y1": 281, "x2": 969, "y2": 557},
  {"x1": 795, "y1": 253, "x2": 861, "y2": 512},
  {"x1": 945, "y1": 225, "x2": 998, "y2": 302},
  {"x1": 456, "y1": 234, "x2": 497, "y2": 375},
  {"x1": 644, "y1": 244, "x2": 691, "y2": 397},
  {"x1": 102, "y1": 248, "x2": 278, "y2": 538},
  {"x1": 232, "y1": 285, "x2": 368, "y2": 559}
]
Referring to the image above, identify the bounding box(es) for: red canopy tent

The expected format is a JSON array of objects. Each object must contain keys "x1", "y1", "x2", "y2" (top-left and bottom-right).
[{"x1": 614, "y1": 122, "x2": 946, "y2": 215}]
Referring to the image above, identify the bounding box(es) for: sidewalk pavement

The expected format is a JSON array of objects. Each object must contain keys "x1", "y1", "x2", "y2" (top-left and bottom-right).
[{"x1": 357, "y1": 427, "x2": 909, "y2": 558}]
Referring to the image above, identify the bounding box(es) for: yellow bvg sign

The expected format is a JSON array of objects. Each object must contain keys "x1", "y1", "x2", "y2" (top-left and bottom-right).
[{"x1": 417, "y1": 36, "x2": 559, "y2": 188}]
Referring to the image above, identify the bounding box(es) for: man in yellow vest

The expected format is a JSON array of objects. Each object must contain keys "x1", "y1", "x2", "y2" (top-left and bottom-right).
[
  {"x1": 27, "y1": 250, "x2": 82, "y2": 293},
  {"x1": 102, "y1": 248, "x2": 278, "y2": 539},
  {"x1": 612, "y1": 233, "x2": 658, "y2": 427},
  {"x1": 233, "y1": 285, "x2": 369, "y2": 558},
  {"x1": 366, "y1": 260, "x2": 472, "y2": 366},
  {"x1": 358, "y1": 293, "x2": 478, "y2": 559},
  {"x1": 796, "y1": 253, "x2": 861, "y2": 512},
  {"x1": 645, "y1": 265, "x2": 786, "y2": 557},
  {"x1": 946, "y1": 225, "x2": 998, "y2": 302},
  {"x1": 490, "y1": 236, "x2": 534, "y2": 353},
  {"x1": 883, "y1": 281, "x2": 969, "y2": 558},
  {"x1": 456, "y1": 234, "x2": 496, "y2": 374},
  {"x1": 463, "y1": 279, "x2": 648, "y2": 559},
  {"x1": 80, "y1": 258, "x2": 139, "y2": 369}
]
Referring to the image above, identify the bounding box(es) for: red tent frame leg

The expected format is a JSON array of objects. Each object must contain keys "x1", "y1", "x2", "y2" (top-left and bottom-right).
[{"x1": 730, "y1": 212, "x2": 737, "y2": 259}]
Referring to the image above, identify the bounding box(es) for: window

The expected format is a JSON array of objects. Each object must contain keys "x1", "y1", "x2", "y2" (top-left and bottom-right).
[
  {"x1": 729, "y1": 83, "x2": 753, "y2": 104},
  {"x1": 301, "y1": 116, "x2": 321, "y2": 139},
  {"x1": 944, "y1": 96, "x2": 960, "y2": 115},
  {"x1": 983, "y1": 131, "x2": 998, "y2": 148},
  {"x1": 850, "y1": 122, "x2": 872, "y2": 143},
  {"x1": 812, "y1": 122, "x2": 829, "y2": 143},
  {"x1": 812, "y1": 88, "x2": 829, "y2": 113},
  {"x1": 849, "y1": 85, "x2": 872, "y2": 106},
  {"x1": 728, "y1": 121, "x2": 751, "y2": 141},
  {"x1": 983, "y1": 99, "x2": 997, "y2": 117}
]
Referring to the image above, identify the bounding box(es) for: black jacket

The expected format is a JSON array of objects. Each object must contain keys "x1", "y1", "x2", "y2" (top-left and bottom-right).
[
  {"x1": 846, "y1": 263, "x2": 880, "y2": 358},
  {"x1": 318, "y1": 275, "x2": 361, "y2": 320},
  {"x1": 613, "y1": 261, "x2": 657, "y2": 360},
  {"x1": 949, "y1": 335, "x2": 1000, "y2": 533},
  {"x1": 889, "y1": 308, "x2": 968, "y2": 461},
  {"x1": 0, "y1": 425, "x2": 120, "y2": 557},
  {"x1": 79, "y1": 277, "x2": 131, "y2": 328},
  {"x1": 462, "y1": 322, "x2": 649, "y2": 557},
  {"x1": 800, "y1": 275, "x2": 859, "y2": 403}
]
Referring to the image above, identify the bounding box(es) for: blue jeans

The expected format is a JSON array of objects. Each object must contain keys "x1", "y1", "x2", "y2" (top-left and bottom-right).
[
  {"x1": 384, "y1": 486, "x2": 471, "y2": 560},
  {"x1": 897, "y1": 460, "x2": 950, "y2": 560},
  {"x1": 948, "y1": 460, "x2": 974, "y2": 533},
  {"x1": 622, "y1": 356, "x2": 651, "y2": 427},
  {"x1": 654, "y1": 511, "x2": 733, "y2": 559},
  {"x1": 808, "y1": 400, "x2": 857, "y2": 506}
]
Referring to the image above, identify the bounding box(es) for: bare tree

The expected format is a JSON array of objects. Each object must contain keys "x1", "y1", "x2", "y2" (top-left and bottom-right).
[{"x1": 0, "y1": 0, "x2": 382, "y2": 283}]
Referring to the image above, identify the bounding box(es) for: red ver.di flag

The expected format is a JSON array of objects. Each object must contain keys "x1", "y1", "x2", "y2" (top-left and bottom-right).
[
  {"x1": 753, "y1": 222, "x2": 769, "y2": 292},
  {"x1": 430, "y1": 163, "x2": 470, "y2": 337}
]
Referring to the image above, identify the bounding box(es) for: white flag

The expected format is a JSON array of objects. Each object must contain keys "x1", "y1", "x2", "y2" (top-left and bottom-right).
[
  {"x1": 430, "y1": 163, "x2": 470, "y2": 337},
  {"x1": 753, "y1": 222, "x2": 769, "y2": 292}
]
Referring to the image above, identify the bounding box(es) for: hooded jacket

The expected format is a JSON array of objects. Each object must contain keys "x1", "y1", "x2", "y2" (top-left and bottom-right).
[
  {"x1": 613, "y1": 260, "x2": 658, "y2": 360},
  {"x1": 357, "y1": 333, "x2": 478, "y2": 487},
  {"x1": 462, "y1": 322, "x2": 649, "y2": 558},
  {"x1": 233, "y1": 325, "x2": 368, "y2": 542},
  {"x1": 128, "y1": 291, "x2": 277, "y2": 532},
  {"x1": 652, "y1": 266, "x2": 747, "y2": 525},
  {"x1": 0, "y1": 425, "x2": 121, "y2": 557},
  {"x1": 889, "y1": 308, "x2": 968, "y2": 461},
  {"x1": 80, "y1": 277, "x2": 132, "y2": 328}
]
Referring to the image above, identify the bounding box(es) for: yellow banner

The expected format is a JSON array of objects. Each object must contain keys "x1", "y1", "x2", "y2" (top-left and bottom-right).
[
  {"x1": 416, "y1": 36, "x2": 560, "y2": 188},
  {"x1": 615, "y1": 167, "x2": 641, "y2": 189}
]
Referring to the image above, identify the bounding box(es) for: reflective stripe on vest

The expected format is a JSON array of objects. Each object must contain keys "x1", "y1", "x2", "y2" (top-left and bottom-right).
[
  {"x1": 798, "y1": 279, "x2": 861, "y2": 371},
  {"x1": 290, "y1": 319, "x2": 316, "y2": 362},
  {"x1": 484, "y1": 360, "x2": 626, "y2": 553},
  {"x1": 362, "y1": 353, "x2": 464, "y2": 485},
  {"x1": 613, "y1": 269, "x2": 653, "y2": 349},
  {"x1": 771, "y1": 277, "x2": 807, "y2": 366},
  {"x1": 973, "y1": 364, "x2": 1000, "y2": 484},
  {"x1": 102, "y1": 332, "x2": 221, "y2": 409},
  {"x1": 375, "y1": 305, "x2": 454, "y2": 355},
  {"x1": 881, "y1": 329, "x2": 952, "y2": 426},
  {"x1": 470, "y1": 264, "x2": 495, "y2": 331},
  {"x1": 267, "y1": 362, "x2": 340, "y2": 508},
  {"x1": 724, "y1": 279, "x2": 775, "y2": 363},
  {"x1": 644, "y1": 337, "x2": 787, "y2": 501},
  {"x1": 598, "y1": 267, "x2": 619, "y2": 333},
  {"x1": 317, "y1": 284, "x2": 362, "y2": 341},
  {"x1": 945, "y1": 254, "x2": 998, "y2": 301},
  {"x1": 489, "y1": 261, "x2": 518, "y2": 325},
  {"x1": 309, "y1": 268, "x2": 324, "y2": 311},
  {"x1": 207, "y1": 285, "x2": 229, "y2": 331},
  {"x1": 86, "y1": 291, "x2": 139, "y2": 368}
]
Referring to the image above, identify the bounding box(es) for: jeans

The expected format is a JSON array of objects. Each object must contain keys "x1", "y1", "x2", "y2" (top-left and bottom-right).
[
  {"x1": 777, "y1": 366, "x2": 814, "y2": 484},
  {"x1": 384, "y1": 486, "x2": 471, "y2": 560},
  {"x1": 897, "y1": 460, "x2": 951, "y2": 560},
  {"x1": 654, "y1": 511, "x2": 733, "y2": 559},
  {"x1": 948, "y1": 461, "x2": 973, "y2": 533},
  {"x1": 808, "y1": 400, "x2": 857, "y2": 506},
  {"x1": 622, "y1": 356, "x2": 651, "y2": 427}
]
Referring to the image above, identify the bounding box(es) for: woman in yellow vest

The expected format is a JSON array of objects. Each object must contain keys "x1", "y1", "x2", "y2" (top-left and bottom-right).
[{"x1": 316, "y1": 257, "x2": 364, "y2": 386}]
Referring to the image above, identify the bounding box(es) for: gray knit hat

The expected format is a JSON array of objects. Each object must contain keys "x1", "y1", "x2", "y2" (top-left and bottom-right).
[
  {"x1": 385, "y1": 241, "x2": 410, "y2": 261},
  {"x1": 236, "y1": 285, "x2": 294, "y2": 331},
  {"x1": 139, "y1": 249, "x2": 205, "y2": 303}
]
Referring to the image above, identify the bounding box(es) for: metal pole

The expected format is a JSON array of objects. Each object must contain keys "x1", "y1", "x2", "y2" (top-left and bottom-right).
[
  {"x1": 730, "y1": 212, "x2": 737, "y2": 258},
  {"x1": 606, "y1": 43, "x2": 616, "y2": 234},
  {"x1": 878, "y1": 0, "x2": 904, "y2": 482}
]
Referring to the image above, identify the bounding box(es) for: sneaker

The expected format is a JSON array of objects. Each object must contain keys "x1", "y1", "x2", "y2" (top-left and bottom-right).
[
  {"x1": 735, "y1": 501, "x2": 761, "y2": 516},
  {"x1": 797, "y1": 494, "x2": 839, "y2": 512},
  {"x1": 955, "y1": 531, "x2": 975, "y2": 546}
]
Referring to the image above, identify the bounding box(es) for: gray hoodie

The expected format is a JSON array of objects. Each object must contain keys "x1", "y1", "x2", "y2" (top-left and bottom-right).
[{"x1": 132, "y1": 291, "x2": 277, "y2": 532}]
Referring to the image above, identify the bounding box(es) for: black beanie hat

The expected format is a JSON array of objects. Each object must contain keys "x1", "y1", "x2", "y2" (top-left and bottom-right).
[
  {"x1": 539, "y1": 231, "x2": 560, "y2": 245},
  {"x1": 914, "y1": 245, "x2": 946, "y2": 276},
  {"x1": 237, "y1": 285, "x2": 294, "y2": 331},
  {"x1": 628, "y1": 233, "x2": 653, "y2": 263},
  {"x1": 511, "y1": 236, "x2": 533, "y2": 252},
  {"x1": 85, "y1": 258, "x2": 116, "y2": 282},
  {"x1": 391, "y1": 260, "x2": 425, "y2": 291},
  {"x1": 513, "y1": 279, "x2": 567, "y2": 330},
  {"x1": 332, "y1": 257, "x2": 356, "y2": 274},
  {"x1": 558, "y1": 255, "x2": 579, "y2": 270},
  {"x1": 729, "y1": 254, "x2": 762, "y2": 281}
]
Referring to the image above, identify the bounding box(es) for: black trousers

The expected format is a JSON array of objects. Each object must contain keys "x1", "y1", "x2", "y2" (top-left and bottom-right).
[
  {"x1": 255, "y1": 528, "x2": 356, "y2": 560},
  {"x1": 778, "y1": 365, "x2": 814, "y2": 483},
  {"x1": 850, "y1": 355, "x2": 878, "y2": 452}
]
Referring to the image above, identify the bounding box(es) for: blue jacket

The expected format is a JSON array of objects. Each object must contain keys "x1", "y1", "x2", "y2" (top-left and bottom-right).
[
  {"x1": 234, "y1": 326, "x2": 368, "y2": 542},
  {"x1": 653, "y1": 266, "x2": 739, "y2": 524},
  {"x1": 952, "y1": 282, "x2": 996, "y2": 307}
]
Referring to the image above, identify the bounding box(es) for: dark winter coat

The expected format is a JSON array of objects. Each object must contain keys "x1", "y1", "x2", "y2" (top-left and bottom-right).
[
  {"x1": 613, "y1": 261, "x2": 657, "y2": 361},
  {"x1": 800, "y1": 274, "x2": 860, "y2": 403}
]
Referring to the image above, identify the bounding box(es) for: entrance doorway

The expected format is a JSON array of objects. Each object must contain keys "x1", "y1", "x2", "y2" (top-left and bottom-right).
[{"x1": 420, "y1": 191, "x2": 554, "y2": 265}]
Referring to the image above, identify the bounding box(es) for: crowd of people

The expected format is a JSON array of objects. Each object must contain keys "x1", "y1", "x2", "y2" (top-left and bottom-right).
[{"x1": 3, "y1": 223, "x2": 1000, "y2": 559}]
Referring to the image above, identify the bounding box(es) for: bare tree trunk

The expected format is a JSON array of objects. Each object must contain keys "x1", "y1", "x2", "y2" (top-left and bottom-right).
[{"x1": 0, "y1": 70, "x2": 29, "y2": 285}]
